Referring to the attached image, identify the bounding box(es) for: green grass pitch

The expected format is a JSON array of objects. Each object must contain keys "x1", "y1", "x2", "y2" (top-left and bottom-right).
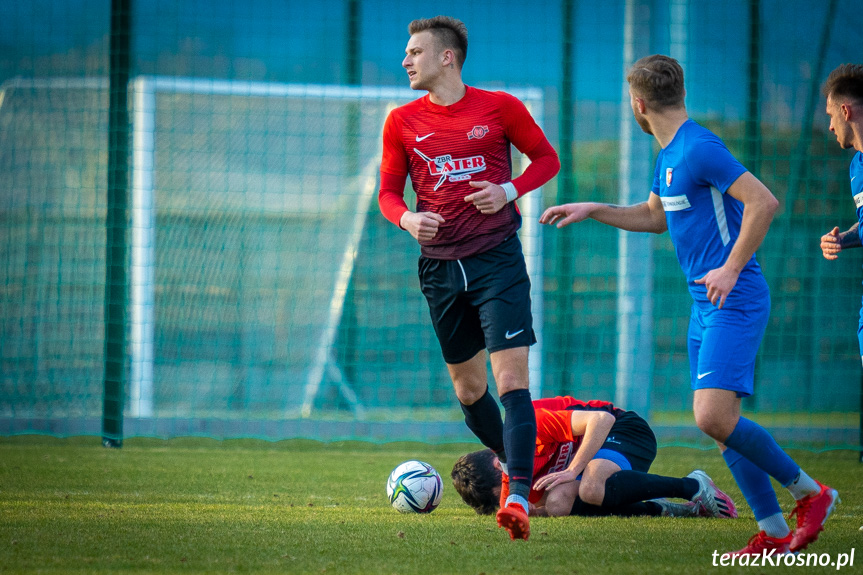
[{"x1": 1, "y1": 436, "x2": 860, "y2": 574}]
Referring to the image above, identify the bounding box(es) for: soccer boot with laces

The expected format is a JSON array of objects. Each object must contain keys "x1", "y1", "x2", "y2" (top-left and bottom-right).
[
  {"x1": 724, "y1": 531, "x2": 793, "y2": 557},
  {"x1": 687, "y1": 469, "x2": 738, "y2": 519},
  {"x1": 789, "y1": 481, "x2": 839, "y2": 552},
  {"x1": 496, "y1": 502, "x2": 530, "y2": 540}
]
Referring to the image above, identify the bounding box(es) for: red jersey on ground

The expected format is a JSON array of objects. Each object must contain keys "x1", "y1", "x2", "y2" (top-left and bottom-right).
[
  {"x1": 501, "y1": 396, "x2": 624, "y2": 504},
  {"x1": 378, "y1": 85, "x2": 559, "y2": 260}
]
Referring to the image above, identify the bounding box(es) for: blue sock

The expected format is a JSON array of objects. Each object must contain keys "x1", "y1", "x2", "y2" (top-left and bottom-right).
[
  {"x1": 723, "y1": 416, "x2": 799, "y2": 486},
  {"x1": 500, "y1": 389, "x2": 536, "y2": 499},
  {"x1": 723, "y1": 448, "x2": 782, "y2": 521},
  {"x1": 460, "y1": 387, "x2": 505, "y2": 460}
]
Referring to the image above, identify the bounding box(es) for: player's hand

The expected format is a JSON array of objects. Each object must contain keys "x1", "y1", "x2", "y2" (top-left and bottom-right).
[
  {"x1": 694, "y1": 265, "x2": 740, "y2": 309},
  {"x1": 539, "y1": 203, "x2": 595, "y2": 228},
  {"x1": 821, "y1": 226, "x2": 842, "y2": 260},
  {"x1": 464, "y1": 181, "x2": 508, "y2": 215},
  {"x1": 400, "y1": 211, "x2": 445, "y2": 242},
  {"x1": 532, "y1": 469, "x2": 579, "y2": 492}
]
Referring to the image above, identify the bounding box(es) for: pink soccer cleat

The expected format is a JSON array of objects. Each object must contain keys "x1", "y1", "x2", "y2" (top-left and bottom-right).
[{"x1": 688, "y1": 469, "x2": 738, "y2": 519}]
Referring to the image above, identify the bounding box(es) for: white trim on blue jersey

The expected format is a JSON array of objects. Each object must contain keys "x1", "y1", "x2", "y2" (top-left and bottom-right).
[{"x1": 710, "y1": 186, "x2": 731, "y2": 246}]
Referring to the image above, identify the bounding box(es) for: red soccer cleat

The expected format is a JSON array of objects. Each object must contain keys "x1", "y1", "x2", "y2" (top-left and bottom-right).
[
  {"x1": 789, "y1": 481, "x2": 839, "y2": 552},
  {"x1": 496, "y1": 503, "x2": 530, "y2": 541},
  {"x1": 723, "y1": 531, "x2": 793, "y2": 557}
]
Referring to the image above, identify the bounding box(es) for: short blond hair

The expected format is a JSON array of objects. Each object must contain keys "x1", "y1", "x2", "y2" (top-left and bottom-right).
[
  {"x1": 408, "y1": 16, "x2": 468, "y2": 68},
  {"x1": 626, "y1": 54, "x2": 685, "y2": 109}
]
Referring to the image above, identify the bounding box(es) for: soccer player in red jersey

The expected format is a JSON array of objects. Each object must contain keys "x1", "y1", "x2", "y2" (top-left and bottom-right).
[
  {"x1": 378, "y1": 16, "x2": 560, "y2": 541},
  {"x1": 452, "y1": 396, "x2": 737, "y2": 520}
]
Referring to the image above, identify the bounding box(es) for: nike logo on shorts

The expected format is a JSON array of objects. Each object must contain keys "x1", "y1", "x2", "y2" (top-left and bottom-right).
[
  {"x1": 505, "y1": 329, "x2": 524, "y2": 340},
  {"x1": 697, "y1": 371, "x2": 715, "y2": 380}
]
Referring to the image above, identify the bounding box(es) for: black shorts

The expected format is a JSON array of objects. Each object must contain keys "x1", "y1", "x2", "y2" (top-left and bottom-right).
[
  {"x1": 418, "y1": 235, "x2": 536, "y2": 364},
  {"x1": 595, "y1": 411, "x2": 658, "y2": 473}
]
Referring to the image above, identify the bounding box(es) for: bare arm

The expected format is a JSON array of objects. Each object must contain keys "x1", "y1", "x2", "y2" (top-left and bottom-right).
[
  {"x1": 821, "y1": 223, "x2": 861, "y2": 260},
  {"x1": 694, "y1": 172, "x2": 778, "y2": 308},
  {"x1": 720, "y1": 171, "x2": 778, "y2": 272},
  {"x1": 532, "y1": 410, "x2": 616, "y2": 492},
  {"x1": 539, "y1": 192, "x2": 668, "y2": 234}
]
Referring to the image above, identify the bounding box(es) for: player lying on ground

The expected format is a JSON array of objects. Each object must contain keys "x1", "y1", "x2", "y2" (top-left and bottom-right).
[{"x1": 452, "y1": 396, "x2": 737, "y2": 519}]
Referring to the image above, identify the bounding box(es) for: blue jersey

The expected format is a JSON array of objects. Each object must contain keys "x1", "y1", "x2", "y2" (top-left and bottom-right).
[
  {"x1": 851, "y1": 152, "x2": 863, "y2": 242},
  {"x1": 652, "y1": 120, "x2": 766, "y2": 308},
  {"x1": 848, "y1": 153, "x2": 863, "y2": 361}
]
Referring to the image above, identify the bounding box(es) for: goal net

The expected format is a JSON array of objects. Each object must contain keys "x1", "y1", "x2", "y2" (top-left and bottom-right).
[{"x1": 0, "y1": 76, "x2": 546, "y2": 440}]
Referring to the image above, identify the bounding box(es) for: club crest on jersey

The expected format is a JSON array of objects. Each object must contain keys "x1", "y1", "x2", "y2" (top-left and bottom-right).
[
  {"x1": 413, "y1": 147, "x2": 487, "y2": 191},
  {"x1": 666, "y1": 167, "x2": 673, "y2": 187},
  {"x1": 467, "y1": 125, "x2": 489, "y2": 140}
]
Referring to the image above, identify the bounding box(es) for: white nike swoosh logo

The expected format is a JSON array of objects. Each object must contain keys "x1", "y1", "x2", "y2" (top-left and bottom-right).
[
  {"x1": 505, "y1": 329, "x2": 524, "y2": 340},
  {"x1": 415, "y1": 133, "x2": 434, "y2": 142},
  {"x1": 697, "y1": 371, "x2": 715, "y2": 380}
]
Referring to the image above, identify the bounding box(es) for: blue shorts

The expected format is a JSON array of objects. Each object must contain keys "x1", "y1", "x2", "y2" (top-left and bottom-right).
[{"x1": 687, "y1": 298, "x2": 770, "y2": 398}]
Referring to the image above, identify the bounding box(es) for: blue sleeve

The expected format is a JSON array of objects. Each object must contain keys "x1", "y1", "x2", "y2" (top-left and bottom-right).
[
  {"x1": 650, "y1": 153, "x2": 662, "y2": 195},
  {"x1": 852, "y1": 154, "x2": 863, "y2": 241},
  {"x1": 686, "y1": 136, "x2": 747, "y2": 193}
]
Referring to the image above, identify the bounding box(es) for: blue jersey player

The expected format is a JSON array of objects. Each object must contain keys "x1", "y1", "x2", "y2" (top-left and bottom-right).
[
  {"x1": 540, "y1": 55, "x2": 837, "y2": 556},
  {"x1": 819, "y1": 64, "x2": 863, "y2": 363}
]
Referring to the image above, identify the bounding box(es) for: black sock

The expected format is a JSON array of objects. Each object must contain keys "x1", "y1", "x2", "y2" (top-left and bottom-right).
[
  {"x1": 602, "y1": 470, "x2": 700, "y2": 507},
  {"x1": 460, "y1": 387, "x2": 505, "y2": 459},
  {"x1": 570, "y1": 497, "x2": 662, "y2": 517},
  {"x1": 499, "y1": 389, "x2": 536, "y2": 499}
]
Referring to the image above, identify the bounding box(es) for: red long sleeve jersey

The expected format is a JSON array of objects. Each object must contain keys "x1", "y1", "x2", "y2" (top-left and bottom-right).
[
  {"x1": 501, "y1": 396, "x2": 624, "y2": 504},
  {"x1": 378, "y1": 86, "x2": 559, "y2": 260}
]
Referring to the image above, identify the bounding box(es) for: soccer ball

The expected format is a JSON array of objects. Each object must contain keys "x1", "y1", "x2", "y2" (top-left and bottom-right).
[{"x1": 386, "y1": 460, "x2": 443, "y2": 513}]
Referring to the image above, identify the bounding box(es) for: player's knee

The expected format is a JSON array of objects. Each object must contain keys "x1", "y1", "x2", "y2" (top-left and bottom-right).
[
  {"x1": 452, "y1": 376, "x2": 490, "y2": 405},
  {"x1": 455, "y1": 385, "x2": 487, "y2": 406},
  {"x1": 544, "y1": 497, "x2": 571, "y2": 517},
  {"x1": 494, "y1": 372, "x2": 531, "y2": 398},
  {"x1": 693, "y1": 411, "x2": 733, "y2": 442},
  {"x1": 578, "y1": 480, "x2": 605, "y2": 506}
]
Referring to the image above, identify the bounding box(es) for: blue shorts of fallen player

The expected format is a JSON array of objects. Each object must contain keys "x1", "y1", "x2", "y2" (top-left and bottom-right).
[{"x1": 687, "y1": 297, "x2": 770, "y2": 398}]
